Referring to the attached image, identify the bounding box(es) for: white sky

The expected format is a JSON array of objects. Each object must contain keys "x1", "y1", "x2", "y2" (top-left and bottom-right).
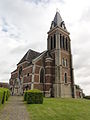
[{"x1": 0, "y1": 0, "x2": 90, "y2": 95}]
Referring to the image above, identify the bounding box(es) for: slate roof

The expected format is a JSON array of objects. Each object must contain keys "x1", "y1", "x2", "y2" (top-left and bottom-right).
[
  {"x1": 50, "y1": 11, "x2": 67, "y2": 31},
  {"x1": 54, "y1": 11, "x2": 63, "y2": 26},
  {"x1": 17, "y1": 49, "x2": 40, "y2": 65},
  {"x1": 11, "y1": 69, "x2": 17, "y2": 74}
]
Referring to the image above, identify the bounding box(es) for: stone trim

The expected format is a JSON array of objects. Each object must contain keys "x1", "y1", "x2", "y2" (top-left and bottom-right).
[
  {"x1": 23, "y1": 82, "x2": 31, "y2": 85},
  {"x1": 45, "y1": 58, "x2": 53, "y2": 62},
  {"x1": 61, "y1": 50, "x2": 70, "y2": 55},
  {"x1": 31, "y1": 64, "x2": 35, "y2": 89},
  {"x1": 34, "y1": 82, "x2": 52, "y2": 85},
  {"x1": 35, "y1": 64, "x2": 42, "y2": 68},
  {"x1": 48, "y1": 26, "x2": 70, "y2": 36},
  {"x1": 23, "y1": 74, "x2": 32, "y2": 77},
  {"x1": 44, "y1": 91, "x2": 51, "y2": 92},
  {"x1": 23, "y1": 65, "x2": 32, "y2": 70},
  {"x1": 11, "y1": 71, "x2": 17, "y2": 75},
  {"x1": 45, "y1": 60, "x2": 53, "y2": 62},
  {"x1": 64, "y1": 83, "x2": 71, "y2": 85},
  {"x1": 45, "y1": 66, "x2": 55, "y2": 68},
  {"x1": 17, "y1": 61, "x2": 30, "y2": 66},
  {"x1": 32, "y1": 51, "x2": 47, "y2": 63},
  {"x1": 61, "y1": 81, "x2": 71, "y2": 83},
  {"x1": 23, "y1": 73, "x2": 39, "y2": 77},
  {"x1": 33, "y1": 73, "x2": 39, "y2": 76},
  {"x1": 45, "y1": 74, "x2": 55, "y2": 76},
  {"x1": 23, "y1": 82, "x2": 52, "y2": 85}
]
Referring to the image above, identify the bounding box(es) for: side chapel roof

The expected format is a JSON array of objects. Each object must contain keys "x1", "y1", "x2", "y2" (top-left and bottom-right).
[{"x1": 17, "y1": 49, "x2": 40, "y2": 65}]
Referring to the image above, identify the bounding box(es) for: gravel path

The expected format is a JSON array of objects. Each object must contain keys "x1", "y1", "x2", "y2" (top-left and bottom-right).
[{"x1": 0, "y1": 96, "x2": 30, "y2": 120}]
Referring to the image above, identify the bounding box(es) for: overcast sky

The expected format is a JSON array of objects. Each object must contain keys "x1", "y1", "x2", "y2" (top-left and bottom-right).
[{"x1": 0, "y1": 0, "x2": 90, "y2": 95}]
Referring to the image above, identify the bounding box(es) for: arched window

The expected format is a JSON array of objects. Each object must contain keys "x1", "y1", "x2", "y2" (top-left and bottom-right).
[
  {"x1": 19, "y1": 66, "x2": 22, "y2": 78},
  {"x1": 66, "y1": 37, "x2": 68, "y2": 51},
  {"x1": 68, "y1": 40, "x2": 70, "y2": 51},
  {"x1": 62, "y1": 58, "x2": 65, "y2": 66},
  {"x1": 66, "y1": 59, "x2": 68, "y2": 67},
  {"x1": 62, "y1": 35, "x2": 65, "y2": 49},
  {"x1": 51, "y1": 36, "x2": 53, "y2": 50},
  {"x1": 60, "y1": 34, "x2": 62, "y2": 48},
  {"x1": 65, "y1": 59, "x2": 68, "y2": 67},
  {"x1": 27, "y1": 73, "x2": 29, "y2": 77},
  {"x1": 64, "y1": 73, "x2": 67, "y2": 83},
  {"x1": 40, "y1": 68, "x2": 45, "y2": 83},
  {"x1": 54, "y1": 34, "x2": 56, "y2": 48}
]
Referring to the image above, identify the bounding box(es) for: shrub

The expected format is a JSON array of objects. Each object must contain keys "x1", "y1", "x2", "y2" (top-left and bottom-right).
[
  {"x1": 84, "y1": 96, "x2": 90, "y2": 100},
  {"x1": 5, "y1": 89, "x2": 10, "y2": 101},
  {"x1": 0, "y1": 88, "x2": 6, "y2": 104},
  {"x1": 0, "y1": 90, "x2": 4, "y2": 104},
  {"x1": 24, "y1": 91, "x2": 28, "y2": 101},
  {"x1": 24, "y1": 89, "x2": 43, "y2": 104},
  {"x1": 0, "y1": 88, "x2": 10, "y2": 104}
]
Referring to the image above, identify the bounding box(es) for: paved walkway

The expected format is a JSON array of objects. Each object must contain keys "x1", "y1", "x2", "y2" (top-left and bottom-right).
[{"x1": 0, "y1": 96, "x2": 30, "y2": 120}]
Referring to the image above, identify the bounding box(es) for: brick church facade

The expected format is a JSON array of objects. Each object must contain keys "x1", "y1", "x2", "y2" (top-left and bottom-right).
[{"x1": 9, "y1": 12, "x2": 83, "y2": 98}]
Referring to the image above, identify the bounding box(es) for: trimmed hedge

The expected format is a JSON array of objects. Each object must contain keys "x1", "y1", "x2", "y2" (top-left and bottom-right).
[
  {"x1": 0, "y1": 90, "x2": 4, "y2": 104},
  {"x1": 24, "y1": 91, "x2": 27, "y2": 101},
  {"x1": 24, "y1": 89, "x2": 43, "y2": 104},
  {"x1": 0, "y1": 88, "x2": 10, "y2": 104}
]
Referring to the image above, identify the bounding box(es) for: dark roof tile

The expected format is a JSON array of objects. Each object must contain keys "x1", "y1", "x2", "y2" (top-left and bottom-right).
[{"x1": 17, "y1": 49, "x2": 40, "y2": 65}]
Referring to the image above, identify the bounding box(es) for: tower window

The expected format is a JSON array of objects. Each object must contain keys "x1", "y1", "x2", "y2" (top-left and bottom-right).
[
  {"x1": 62, "y1": 35, "x2": 65, "y2": 49},
  {"x1": 60, "y1": 34, "x2": 62, "y2": 48},
  {"x1": 64, "y1": 73, "x2": 67, "y2": 83},
  {"x1": 68, "y1": 40, "x2": 70, "y2": 51},
  {"x1": 40, "y1": 68, "x2": 45, "y2": 83},
  {"x1": 27, "y1": 73, "x2": 29, "y2": 77},
  {"x1": 65, "y1": 59, "x2": 68, "y2": 67},
  {"x1": 66, "y1": 37, "x2": 68, "y2": 51},
  {"x1": 66, "y1": 59, "x2": 68, "y2": 67},
  {"x1": 51, "y1": 36, "x2": 53, "y2": 50},
  {"x1": 62, "y1": 58, "x2": 65, "y2": 66},
  {"x1": 62, "y1": 58, "x2": 68, "y2": 67},
  {"x1": 54, "y1": 34, "x2": 56, "y2": 48}
]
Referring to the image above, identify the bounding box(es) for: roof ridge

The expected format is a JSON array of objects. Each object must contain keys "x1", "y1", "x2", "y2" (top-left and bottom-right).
[{"x1": 28, "y1": 49, "x2": 40, "y2": 54}]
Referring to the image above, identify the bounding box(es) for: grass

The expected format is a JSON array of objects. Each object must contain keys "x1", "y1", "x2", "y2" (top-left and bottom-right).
[
  {"x1": 26, "y1": 98, "x2": 90, "y2": 120},
  {"x1": 0, "y1": 104, "x2": 4, "y2": 111}
]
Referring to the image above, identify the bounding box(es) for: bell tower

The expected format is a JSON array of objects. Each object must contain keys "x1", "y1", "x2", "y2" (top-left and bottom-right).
[{"x1": 47, "y1": 11, "x2": 76, "y2": 98}]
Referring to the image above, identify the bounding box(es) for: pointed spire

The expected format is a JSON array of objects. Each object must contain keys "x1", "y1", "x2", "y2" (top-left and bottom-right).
[
  {"x1": 50, "y1": 11, "x2": 67, "y2": 31},
  {"x1": 54, "y1": 11, "x2": 63, "y2": 26}
]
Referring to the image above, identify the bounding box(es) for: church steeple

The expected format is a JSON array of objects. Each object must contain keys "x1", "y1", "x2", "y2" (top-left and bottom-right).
[
  {"x1": 47, "y1": 11, "x2": 75, "y2": 98},
  {"x1": 50, "y1": 12, "x2": 67, "y2": 31},
  {"x1": 47, "y1": 11, "x2": 69, "y2": 51}
]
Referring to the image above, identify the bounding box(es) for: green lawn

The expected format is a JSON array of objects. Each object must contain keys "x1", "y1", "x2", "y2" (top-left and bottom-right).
[
  {"x1": 26, "y1": 98, "x2": 90, "y2": 120},
  {"x1": 0, "y1": 104, "x2": 4, "y2": 111}
]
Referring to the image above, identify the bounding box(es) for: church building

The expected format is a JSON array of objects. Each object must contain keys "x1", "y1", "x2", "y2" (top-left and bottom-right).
[{"x1": 9, "y1": 12, "x2": 83, "y2": 98}]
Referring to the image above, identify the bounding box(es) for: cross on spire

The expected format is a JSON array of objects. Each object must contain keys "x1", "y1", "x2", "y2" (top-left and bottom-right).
[{"x1": 56, "y1": 8, "x2": 60, "y2": 13}]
